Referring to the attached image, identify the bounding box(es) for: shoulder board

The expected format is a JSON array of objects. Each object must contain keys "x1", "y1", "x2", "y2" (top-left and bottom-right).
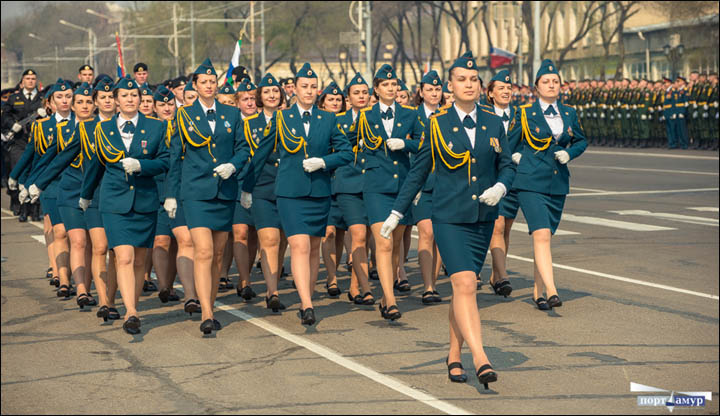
[
  {"x1": 359, "y1": 106, "x2": 373, "y2": 112},
  {"x1": 245, "y1": 113, "x2": 260, "y2": 121},
  {"x1": 520, "y1": 103, "x2": 532, "y2": 109},
  {"x1": 401, "y1": 104, "x2": 416, "y2": 111},
  {"x1": 439, "y1": 103, "x2": 453, "y2": 111},
  {"x1": 181, "y1": 104, "x2": 193, "y2": 109},
  {"x1": 478, "y1": 103, "x2": 492, "y2": 110},
  {"x1": 100, "y1": 118, "x2": 114, "y2": 126},
  {"x1": 336, "y1": 111, "x2": 347, "y2": 117},
  {"x1": 37, "y1": 117, "x2": 50, "y2": 123},
  {"x1": 144, "y1": 115, "x2": 161, "y2": 121},
  {"x1": 480, "y1": 108, "x2": 496, "y2": 116},
  {"x1": 429, "y1": 110, "x2": 447, "y2": 119}
]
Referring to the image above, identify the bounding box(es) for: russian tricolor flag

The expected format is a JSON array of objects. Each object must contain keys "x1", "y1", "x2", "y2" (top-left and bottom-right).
[{"x1": 489, "y1": 47, "x2": 516, "y2": 69}]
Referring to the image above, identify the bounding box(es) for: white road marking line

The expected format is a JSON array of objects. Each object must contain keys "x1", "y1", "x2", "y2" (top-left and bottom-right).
[
  {"x1": 562, "y1": 213, "x2": 676, "y2": 231},
  {"x1": 2, "y1": 216, "x2": 17, "y2": 219},
  {"x1": 505, "y1": 254, "x2": 719, "y2": 301},
  {"x1": 568, "y1": 188, "x2": 718, "y2": 197},
  {"x1": 572, "y1": 165, "x2": 718, "y2": 176},
  {"x1": 31, "y1": 235, "x2": 45, "y2": 244},
  {"x1": 511, "y1": 221, "x2": 580, "y2": 235},
  {"x1": 1, "y1": 208, "x2": 43, "y2": 229},
  {"x1": 611, "y1": 210, "x2": 719, "y2": 227},
  {"x1": 584, "y1": 150, "x2": 719, "y2": 160},
  {"x1": 569, "y1": 186, "x2": 607, "y2": 193},
  {"x1": 687, "y1": 207, "x2": 719, "y2": 213},
  {"x1": 214, "y1": 302, "x2": 472, "y2": 415}
]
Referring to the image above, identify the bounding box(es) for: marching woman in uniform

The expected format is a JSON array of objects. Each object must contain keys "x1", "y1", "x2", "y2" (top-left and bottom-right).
[
  {"x1": 139, "y1": 83, "x2": 154, "y2": 116},
  {"x1": 240, "y1": 75, "x2": 286, "y2": 311},
  {"x1": 334, "y1": 74, "x2": 374, "y2": 305},
  {"x1": 381, "y1": 51, "x2": 515, "y2": 389},
  {"x1": 21, "y1": 79, "x2": 75, "y2": 298},
  {"x1": 507, "y1": 59, "x2": 587, "y2": 310},
  {"x1": 241, "y1": 63, "x2": 353, "y2": 326},
  {"x1": 82, "y1": 75, "x2": 169, "y2": 334},
  {"x1": 318, "y1": 81, "x2": 348, "y2": 298},
  {"x1": 28, "y1": 83, "x2": 97, "y2": 308},
  {"x1": 80, "y1": 76, "x2": 120, "y2": 321},
  {"x1": 412, "y1": 70, "x2": 445, "y2": 304},
  {"x1": 348, "y1": 64, "x2": 424, "y2": 321},
  {"x1": 487, "y1": 70, "x2": 518, "y2": 298},
  {"x1": 165, "y1": 59, "x2": 251, "y2": 335}
]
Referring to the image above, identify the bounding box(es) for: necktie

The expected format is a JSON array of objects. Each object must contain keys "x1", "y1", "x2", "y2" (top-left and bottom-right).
[
  {"x1": 544, "y1": 105, "x2": 557, "y2": 116},
  {"x1": 60, "y1": 118, "x2": 69, "y2": 124},
  {"x1": 26, "y1": 93, "x2": 31, "y2": 101},
  {"x1": 462, "y1": 115, "x2": 476, "y2": 129},
  {"x1": 206, "y1": 109, "x2": 216, "y2": 122},
  {"x1": 502, "y1": 112, "x2": 510, "y2": 122},
  {"x1": 302, "y1": 111, "x2": 311, "y2": 123},
  {"x1": 382, "y1": 107, "x2": 394, "y2": 120},
  {"x1": 122, "y1": 121, "x2": 135, "y2": 134}
]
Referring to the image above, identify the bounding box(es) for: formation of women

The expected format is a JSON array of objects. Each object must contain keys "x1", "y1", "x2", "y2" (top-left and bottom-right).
[{"x1": 8, "y1": 52, "x2": 587, "y2": 390}]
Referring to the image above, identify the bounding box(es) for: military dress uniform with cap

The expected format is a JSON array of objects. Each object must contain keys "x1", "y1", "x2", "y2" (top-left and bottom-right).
[
  {"x1": 412, "y1": 69, "x2": 443, "y2": 224},
  {"x1": 218, "y1": 83, "x2": 235, "y2": 97},
  {"x1": 82, "y1": 76, "x2": 169, "y2": 248},
  {"x1": 152, "y1": 85, "x2": 177, "y2": 238},
  {"x1": 390, "y1": 52, "x2": 515, "y2": 275},
  {"x1": 507, "y1": 59, "x2": 587, "y2": 235},
  {"x1": 166, "y1": 59, "x2": 250, "y2": 232},
  {"x1": 243, "y1": 63, "x2": 353, "y2": 237},
  {"x1": 347, "y1": 63, "x2": 424, "y2": 226},
  {"x1": 321, "y1": 81, "x2": 349, "y2": 230},
  {"x1": 29, "y1": 83, "x2": 95, "y2": 231},
  {"x1": 329, "y1": 73, "x2": 370, "y2": 229}
]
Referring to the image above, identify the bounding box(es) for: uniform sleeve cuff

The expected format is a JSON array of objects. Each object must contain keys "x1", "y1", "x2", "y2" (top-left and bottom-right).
[
  {"x1": 391, "y1": 210, "x2": 404, "y2": 220},
  {"x1": 495, "y1": 182, "x2": 507, "y2": 197}
]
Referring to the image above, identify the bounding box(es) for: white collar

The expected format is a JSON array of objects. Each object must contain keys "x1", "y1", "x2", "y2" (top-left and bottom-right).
[
  {"x1": 379, "y1": 101, "x2": 395, "y2": 114},
  {"x1": 23, "y1": 88, "x2": 36, "y2": 97},
  {"x1": 295, "y1": 103, "x2": 314, "y2": 117},
  {"x1": 538, "y1": 99, "x2": 559, "y2": 114},
  {"x1": 493, "y1": 105, "x2": 509, "y2": 117},
  {"x1": 198, "y1": 99, "x2": 216, "y2": 114},
  {"x1": 118, "y1": 112, "x2": 139, "y2": 127},
  {"x1": 423, "y1": 103, "x2": 437, "y2": 118},
  {"x1": 55, "y1": 112, "x2": 71, "y2": 123},
  {"x1": 453, "y1": 103, "x2": 476, "y2": 122}
]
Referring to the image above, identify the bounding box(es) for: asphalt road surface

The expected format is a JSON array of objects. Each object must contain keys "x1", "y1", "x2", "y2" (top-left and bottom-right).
[{"x1": 1, "y1": 147, "x2": 718, "y2": 415}]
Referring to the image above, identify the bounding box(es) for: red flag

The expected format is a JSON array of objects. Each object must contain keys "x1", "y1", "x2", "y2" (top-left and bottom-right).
[
  {"x1": 116, "y1": 32, "x2": 125, "y2": 78},
  {"x1": 490, "y1": 47, "x2": 516, "y2": 69}
]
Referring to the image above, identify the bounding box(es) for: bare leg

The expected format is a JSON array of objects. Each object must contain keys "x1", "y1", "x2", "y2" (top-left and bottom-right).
[
  {"x1": 450, "y1": 271, "x2": 492, "y2": 374},
  {"x1": 173, "y1": 226, "x2": 197, "y2": 300},
  {"x1": 113, "y1": 245, "x2": 146, "y2": 320},
  {"x1": 257, "y1": 227, "x2": 281, "y2": 296},
  {"x1": 210, "y1": 230, "x2": 229, "y2": 305},
  {"x1": 152, "y1": 235, "x2": 173, "y2": 291},
  {"x1": 448, "y1": 296, "x2": 466, "y2": 377},
  {"x1": 232, "y1": 224, "x2": 251, "y2": 289},
  {"x1": 309, "y1": 236, "x2": 322, "y2": 292},
  {"x1": 348, "y1": 224, "x2": 371, "y2": 297},
  {"x1": 489, "y1": 216, "x2": 514, "y2": 285},
  {"x1": 532, "y1": 228, "x2": 557, "y2": 297},
  {"x1": 417, "y1": 219, "x2": 435, "y2": 292},
  {"x1": 321, "y1": 225, "x2": 338, "y2": 287},
  {"x1": 288, "y1": 234, "x2": 313, "y2": 309},
  {"x1": 53, "y1": 223, "x2": 70, "y2": 288},
  {"x1": 44, "y1": 215, "x2": 57, "y2": 278},
  {"x1": 220, "y1": 235, "x2": 233, "y2": 283},
  {"x1": 369, "y1": 223, "x2": 403, "y2": 308},
  {"x1": 107, "y1": 250, "x2": 118, "y2": 305},
  {"x1": 67, "y1": 228, "x2": 89, "y2": 294}
]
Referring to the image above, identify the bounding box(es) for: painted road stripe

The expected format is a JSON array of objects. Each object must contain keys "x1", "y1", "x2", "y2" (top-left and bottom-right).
[
  {"x1": 561, "y1": 213, "x2": 675, "y2": 231},
  {"x1": 570, "y1": 186, "x2": 607, "y2": 193},
  {"x1": 2, "y1": 216, "x2": 18, "y2": 219},
  {"x1": 1, "y1": 208, "x2": 43, "y2": 229},
  {"x1": 611, "y1": 210, "x2": 719, "y2": 227},
  {"x1": 31, "y1": 235, "x2": 45, "y2": 244},
  {"x1": 687, "y1": 207, "x2": 719, "y2": 213},
  {"x1": 572, "y1": 165, "x2": 718, "y2": 176},
  {"x1": 505, "y1": 254, "x2": 719, "y2": 301},
  {"x1": 584, "y1": 150, "x2": 719, "y2": 160},
  {"x1": 511, "y1": 221, "x2": 579, "y2": 235},
  {"x1": 569, "y1": 188, "x2": 718, "y2": 197},
  {"x1": 213, "y1": 302, "x2": 473, "y2": 415}
]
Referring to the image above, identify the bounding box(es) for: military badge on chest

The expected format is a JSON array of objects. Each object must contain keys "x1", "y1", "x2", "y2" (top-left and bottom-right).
[
  {"x1": 142, "y1": 140, "x2": 148, "y2": 154},
  {"x1": 489, "y1": 137, "x2": 501, "y2": 153}
]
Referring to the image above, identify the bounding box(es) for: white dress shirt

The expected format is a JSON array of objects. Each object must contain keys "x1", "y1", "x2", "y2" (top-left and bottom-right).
[
  {"x1": 423, "y1": 103, "x2": 436, "y2": 120},
  {"x1": 199, "y1": 100, "x2": 217, "y2": 134},
  {"x1": 296, "y1": 103, "x2": 313, "y2": 136},
  {"x1": 351, "y1": 109, "x2": 359, "y2": 123},
  {"x1": 117, "y1": 113, "x2": 139, "y2": 151},
  {"x1": 494, "y1": 105, "x2": 511, "y2": 134},
  {"x1": 23, "y1": 88, "x2": 37, "y2": 101},
  {"x1": 378, "y1": 101, "x2": 395, "y2": 138},
  {"x1": 538, "y1": 99, "x2": 563, "y2": 139},
  {"x1": 454, "y1": 104, "x2": 477, "y2": 148},
  {"x1": 54, "y1": 112, "x2": 70, "y2": 124}
]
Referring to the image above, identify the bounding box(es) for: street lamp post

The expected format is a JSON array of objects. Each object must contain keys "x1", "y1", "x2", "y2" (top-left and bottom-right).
[
  {"x1": 87, "y1": 8, "x2": 123, "y2": 74},
  {"x1": 663, "y1": 43, "x2": 685, "y2": 79},
  {"x1": 28, "y1": 33, "x2": 59, "y2": 76},
  {"x1": 59, "y1": 19, "x2": 95, "y2": 69}
]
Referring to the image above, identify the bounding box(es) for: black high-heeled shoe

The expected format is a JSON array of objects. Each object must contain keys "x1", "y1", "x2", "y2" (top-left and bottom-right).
[
  {"x1": 369, "y1": 269, "x2": 379, "y2": 281},
  {"x1": 266, "y1": 295, "x2": 283, "y2": 312},
  {"x1": 212, "y1": 319, "x2": 222, "y2": 331},
  {"x1": 168, "y1": 290, "x2": 180, "y2": 302},
  {"x1": 422, "y1": 291, "x2": 435, "y2": 304},
  {"x1": 432, "y1": 290, "x2": 442, "y2": 303},
  {"x1": 237, "y1": 285, "x2": 256, "y2": 300},
  {"x1": 107, "y1": 307, "x2": 121, "y2": 320},
  {"x1": 158, "y1": 288, "x2": 171, "y2": 303},
  {"x1": 200, "y1": 319, "x2": 214, "y2": 335},
  {"x1": 446, "y1": 357, "x2": 468, "y2": 383},
  {"x1": 49, "y1": 276, "x2": 59, "y2": 287},
  {"x1": 491, "y1": 279, "x2": 513, "y2": 298},
  {"x1": 218, "y1": 277, "x2": 230, "y2": 292},
  {"x1": 476, "y1": 364, "x2": 497, "y2": 390},
  {"x1": 347, "y1": 292, "x2": 358, "y2": 303},
  {"x1": 68, "y1": 285, "x2": 76, "y2": 296},
  {"x1": 361, "y1": 292, "x2": 375, "y2": 305},
  {"x1": 547, "y1": 294, "x2": 562, "y2": 308},
  {"x1": 57, "y1": 284, "x2": 70, "y2": 298},
  {"x1": 143, "y1": 280, "x2": 158, "y2": 292},
  {"x1": 383, "y1": 305, "x2": 401, "y2": 321},
  {"x1": 76, "y1": 293, "x2": 91, "y2": 309},
  {"x1": 122, "y1": 316, "x2": 141, "y2": 335},
  {"x1": 184, "y1": 299, "x2": 201, "y2": 316},
  {"x1": 301, "y1": 308, "x2": 316, "y2": 326},
  {"x1": 394, "y1": 279, "x2": 411, "y2": 292},
  {"x1": 45, "y1": 268, "x2": 53, "y2": 279},
  {"x1": 87, "y1": 295, "x2": 97, "y2": 306},
  {"x1": 534, "y1": 297, "x2": 551, "y2": 311},
  {"x1": 97, "y1": 305, "x2": 110, "y2": 321},
  {"x1": 326, "y1": 282, "x2": 341, "y2": 297}
]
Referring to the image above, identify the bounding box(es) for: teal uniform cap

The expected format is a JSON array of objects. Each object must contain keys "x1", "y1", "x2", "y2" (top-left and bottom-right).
[
  {"x1": 374, "y1": 64, "x2": 397, "y2": 81},
  {"x1": 51, "y1": 78, "x2": 74, "y2": 95},
  {"x1": 449, "y1": 51, "x2": 479, "y2": 73},
  {"x1": 344, "y1": 73, "x2": 367, "y2": 94},
  {"x1": 257, "y1": 73, "x2": 278, "y2": 88},
  {"x1": 237, "y1": 78, "x2": 257, "y2": 91},
  {"x1": 113, "y1": 75, "x2": 140, "y2": 91},
  {"x1": 295, "y1": 62, "x2": 317, "y2": 79},
  {"x1": 442, "y1": 81, "x2": 450, "y2": 94},
  {"x1": 397, "y1": 79, "x2": 409, "y2": 92},
  {"x1": 491, "y1": 69, "x2": 512, "y2": 84},
  {"x1": 218, "y1": 83, "x2": 235, "y2": 95},
  {"x1": 535, "y1": 59, "x2": 559, "y2": 82},
  {"x1": 139, "y1": 82, "x2": 152, "y2": 96},
  {"x1": 74, "y1": 82, "x2": 93, "y2": 96},
  {"x1": 420, "y1": 70, "x2": 442, "y2": 86},
  {"x1": 194, "y1": 58, "x2": 217, "y2": 76},
  {"x1": 184, "y1": 81, "x2": 196, "y2": 92},
  {"x1": 322, "y1": 81, "x2": 343, "y2": 96},
  {"x1": 95, "y1": 77, "x2": 114, "y2": 93},
  {"x1": 153, "y1": 85, "x2": 175, "y2": 102}
]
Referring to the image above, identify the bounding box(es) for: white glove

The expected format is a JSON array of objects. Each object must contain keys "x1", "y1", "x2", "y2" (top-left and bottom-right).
[
  {"x1": 28, "y1": 184, "x2": 40, "y2": 204},
  {"x1": 79, "y1": 198, "x2": 91, "y2": 211},
  {"x1": 478, "y1": 183, "x2": 506, "y2": 207},
  {"x1": 386, "y1": 138, "x2": 405, "y2": 151},
  {"x1": 120, "y1": 157, "x2": 141, "y2": 174},
  {"x1": 240, "y1": 191, "x2": 253, "y2": 209},
  {"x1": 37, "y1": 108, "x2": 47, "y2": 118},
  {"x1": 302, "y1": 157, "x2": 326, "y2": 173},
  {"x1": 11, "y1": 123, "x2": 22, "y2": 133},
  {"x1": 8, "y1": 177, "x2": 17, "y2": 191},
  {"x1": 18, "y1": 185, "x2": 29, "y2": 204},
  {"x1": 380, "y1": 212, "x2": 402, "y2": 239},
  {"x1": 511, "y1": 152, "x2": 522, "y2": 165},
  {"x1": 554, "y1": 150, "x2": 570, "y2": 165},
  {"x1": 359, "y1": 138, "x2": 364, "y2": 148},
  {"x1": 413, "y1": 191, "x2": 422, "y2": 206},
  {"x1": 163, "y1": 198, "x2": 177, "y2": 219},
  {"x1": 213, "y1": 163, "x2": 236, "y2": 180}
]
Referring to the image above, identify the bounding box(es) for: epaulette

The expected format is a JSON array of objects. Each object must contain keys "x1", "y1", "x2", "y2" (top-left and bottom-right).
[
  {"x1": 520, "y1": 103, "x2": 532, "y2": 109},
  {"x1": 429, "y1": 109, "x2": 447, "y2": 119},
  {"x1": 401, "y1": 104, "x2": 416, "y2": 111},
  {"x1": 359, "y1": 106, "x2": 373, "y2": 112},
  {"x1": 144, "y1": 115, "x2": 161, "y2": 121},
  {"x1": 336, "y1": 111, "x2": 347, "y2": 117},
  {"x1": 478, "y1": 103, "x2": 492, "y2": 110},
  {"x1": 244, "y1": 113, "x2": 260, "y2": 121},
  {"x1": 37, "y1": 117, "x2": 50, "y2": 123},
  {"x1": 100, "y1": 118, "x2": 114, "y2": 125},
  {"x1": 181, "y1": 104, "x2": 193, "y2": 109},
  {"x1": 480, "y1": 108, "x2": 496, "y2": 116},
  {"x1": 439, "y1": 103, "x2": 452, "y2": 111}
]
